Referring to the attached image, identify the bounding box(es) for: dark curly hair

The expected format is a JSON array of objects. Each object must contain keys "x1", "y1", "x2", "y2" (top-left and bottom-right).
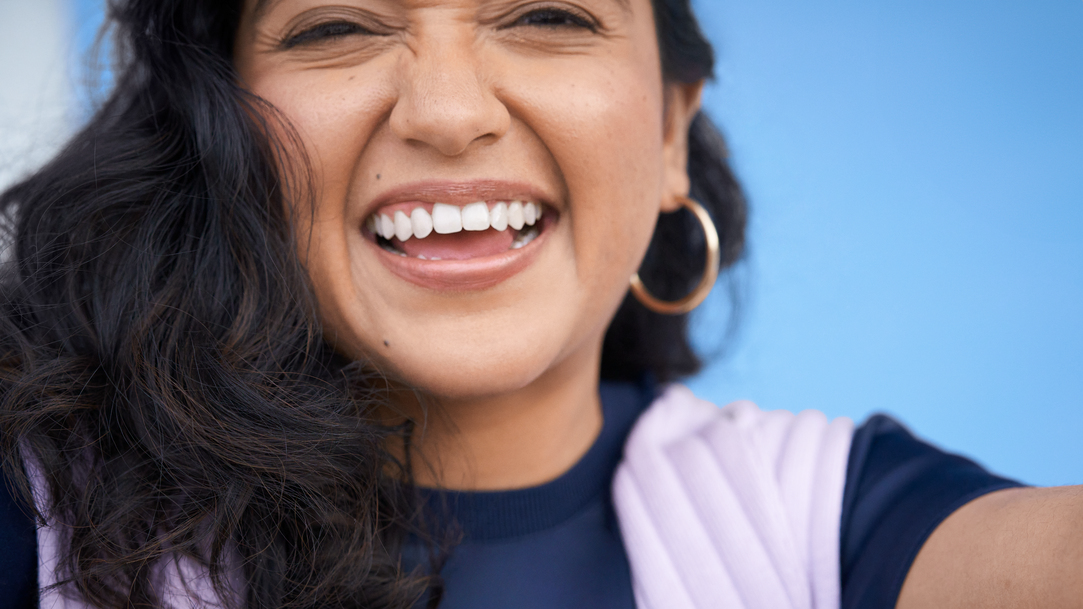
[{"x1": 0, "y1": 0, "x2": 746, "y2": 607}]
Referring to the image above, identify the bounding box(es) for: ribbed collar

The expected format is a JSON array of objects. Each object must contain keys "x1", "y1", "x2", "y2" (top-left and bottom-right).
[{"x1": 422, "y1": 378, "x2": 655, "y2": 541}]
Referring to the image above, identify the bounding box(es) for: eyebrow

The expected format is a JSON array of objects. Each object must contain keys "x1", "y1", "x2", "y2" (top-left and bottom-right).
[{"x1": 252, "y1": 0, "x2": 633, "y2": 23}]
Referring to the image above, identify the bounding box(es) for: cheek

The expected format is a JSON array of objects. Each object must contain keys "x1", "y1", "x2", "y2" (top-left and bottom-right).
[
  {"x1": 252, "y1": 71, "x2": 393, "y2": 205},
  {"x1": 506, "y1": 59, "x2": 667, "y2": 280},
  {"x1": 243, "y1": 68, "x2": 400, "y2": 355}
]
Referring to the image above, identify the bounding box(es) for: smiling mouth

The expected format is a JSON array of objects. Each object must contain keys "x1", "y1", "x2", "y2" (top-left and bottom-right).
[{"x1": 365, "y1": 201, "x2": 544, "y2": 261}]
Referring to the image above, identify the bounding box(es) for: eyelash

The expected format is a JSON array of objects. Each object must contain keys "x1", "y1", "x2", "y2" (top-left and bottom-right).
[
  {"x1": 282, "y1": 21, "x2": 377, "y2": 49},
  {"x1": 511, "y1": 7, "x2": 597, "y2": 31},
  {"x1": 281, "y1": 5, "x2": 597, "y2": 49}
]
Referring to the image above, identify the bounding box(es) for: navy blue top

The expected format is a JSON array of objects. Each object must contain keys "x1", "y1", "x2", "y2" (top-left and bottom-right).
[
  {"x1": 839, "y1": 414, "x2": 1021, "y2": 608},
  {"x1": 0, "y1": 380, "x2": 1022, "y2": 608},
  {"x1": 0, "y1": 467, "x2": 37, "y2": 608}
]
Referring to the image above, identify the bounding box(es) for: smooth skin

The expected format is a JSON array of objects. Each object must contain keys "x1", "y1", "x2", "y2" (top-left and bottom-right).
[
  {"x1": 234, "y1": 0, "x2": 1083, "y2": 606},
  {"x1": 898, "y1": 486, "x2": 1083, "y2": 609}
]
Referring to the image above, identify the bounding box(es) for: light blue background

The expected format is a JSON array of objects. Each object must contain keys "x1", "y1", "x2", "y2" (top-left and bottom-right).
[
  {"x1": 66, "y1": 1, "x2": 1083, "y2": 486},
  {"x1": 687, "y1": 0, "x2": 1083, "y2": 487}
]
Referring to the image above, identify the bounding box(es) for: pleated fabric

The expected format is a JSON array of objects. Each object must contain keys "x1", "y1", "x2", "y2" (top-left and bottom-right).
[{"x1": 612, "y1": 385, "x2": 853, "y2": 609}]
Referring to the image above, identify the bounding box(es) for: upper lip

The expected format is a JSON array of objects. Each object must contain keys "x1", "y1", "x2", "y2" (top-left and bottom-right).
[{"x1": 362, "y1": 179, "x2": 555, "y2": 219}]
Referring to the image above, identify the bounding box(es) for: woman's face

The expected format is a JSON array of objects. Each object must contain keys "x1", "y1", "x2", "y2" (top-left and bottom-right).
[{"x1": 235, "y1": 0, "x2": 700, "y2": 400}]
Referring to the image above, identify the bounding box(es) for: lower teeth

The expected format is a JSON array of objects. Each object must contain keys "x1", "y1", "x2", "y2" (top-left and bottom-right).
[
  {"x1": 510, "y1": 225, "x2": 539, "y2": 249},
  {"x1": 378, "y1": 240, "x2": 407, "y2": 257}
]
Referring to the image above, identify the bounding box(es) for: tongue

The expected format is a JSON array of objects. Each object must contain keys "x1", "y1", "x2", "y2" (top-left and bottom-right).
[{"x1": 398, "y1": 228, "x2": 516, "y2": 260}]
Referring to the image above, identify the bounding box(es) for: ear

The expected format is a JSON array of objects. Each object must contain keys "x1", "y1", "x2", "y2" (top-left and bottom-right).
[{"x1": 660, "y1": 80, "x2": 705, "y2": 213}]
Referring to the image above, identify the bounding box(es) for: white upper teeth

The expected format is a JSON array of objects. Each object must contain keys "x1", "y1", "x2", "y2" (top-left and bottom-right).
[
  {"x1": 461, "y1": 201, "x2": 490, "y2": 231},
  {"x1": 410, "y1": 206, "x2": 433, "y2": 239},
  {"x1": 372, "y1": 201, "x2": 539, "y2": 240},
  {"x1": 394, "y1": 211, "x2": 412, "y2": 242},
  {"x1": 490, "y1": 202, "x2": 508, "y2": 231},
  {"x1": 508, "y1": 201, "x2": 525, "y2": 230},
  {"x1": 432, "y1": 203, "x2": 463, "y2": 234},
  {"x1": 379, "y1": 214, "x2": 395, "y2": 241}
]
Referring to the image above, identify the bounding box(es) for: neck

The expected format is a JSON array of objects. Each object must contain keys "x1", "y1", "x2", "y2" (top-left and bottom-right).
[{"x1": 396, "y1": 342, "x2": 604, "y2": 491}]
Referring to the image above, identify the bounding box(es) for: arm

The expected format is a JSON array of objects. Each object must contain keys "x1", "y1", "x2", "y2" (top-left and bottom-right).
[{"x1": 898, "y1": 486, "x2": 1083, "y2": 609}]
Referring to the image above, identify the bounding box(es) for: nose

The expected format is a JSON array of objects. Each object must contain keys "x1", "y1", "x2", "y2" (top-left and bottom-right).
[{"x1": 389, "y1": 33, "x2": 510, "y2": 157}]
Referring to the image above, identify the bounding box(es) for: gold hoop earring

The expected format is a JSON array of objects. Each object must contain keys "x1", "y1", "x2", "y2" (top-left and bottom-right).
[{"x1": 630, "y1": 195, "x2": 720, "y2": 315}]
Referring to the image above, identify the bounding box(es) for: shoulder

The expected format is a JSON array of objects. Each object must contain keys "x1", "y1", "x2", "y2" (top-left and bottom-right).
[
  {"x1": 840, "y1": 414, "x2": 1023, "y2": 608},
  {"x1": 617, "y1": 384, "x2": 855, "y2": 501},
  {"x1": 611, "y1": 387, "x2": 1024, "y2": 609},
  {"x1": 612, "y1": 385, "x2": 852, "y2": 609}
]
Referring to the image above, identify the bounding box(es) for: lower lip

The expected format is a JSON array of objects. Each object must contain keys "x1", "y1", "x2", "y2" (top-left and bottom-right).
[{"x1": 368, "y1": 220, "x2": 550, "y2": 291}]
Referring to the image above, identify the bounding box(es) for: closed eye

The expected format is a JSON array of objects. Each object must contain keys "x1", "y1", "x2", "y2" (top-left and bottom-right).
[
  {"x1": 510, "y1": 7, "x2": 598, "y2": 31},
  {"x1": 282, "y1": 21, "x2": 380, "y2": 49}
]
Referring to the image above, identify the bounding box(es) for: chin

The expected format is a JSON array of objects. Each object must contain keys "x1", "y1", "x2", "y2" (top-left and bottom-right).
[{"x1": 384, "y1": 351, "x2": 553, "y2": 402}]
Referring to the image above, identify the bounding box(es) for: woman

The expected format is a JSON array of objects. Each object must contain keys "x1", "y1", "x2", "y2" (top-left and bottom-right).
[{"x1": 0, "y1": 0, "x2": 1080, "y2": 608}]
